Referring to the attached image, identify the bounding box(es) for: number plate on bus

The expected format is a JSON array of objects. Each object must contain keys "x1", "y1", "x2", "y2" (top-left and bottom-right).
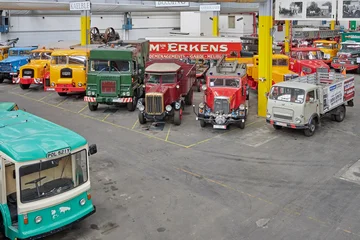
[{"x1": 47, "y1": 148, "x2": 70, "y2": 158}]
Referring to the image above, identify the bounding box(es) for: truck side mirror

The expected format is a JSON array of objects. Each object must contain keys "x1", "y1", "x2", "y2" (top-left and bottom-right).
[{"x1": 89, "y1": 144, "x2": 97, "y2": 155}]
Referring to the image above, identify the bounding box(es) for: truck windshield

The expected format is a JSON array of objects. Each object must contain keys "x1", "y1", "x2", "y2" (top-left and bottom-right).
[
  {"x1": 90, "y1": 60, "x2": 130, "y2": 72},
  {"x1": 340, "y1": 44, "x2": 360, "y2": 50},
  {"x1": 298, "y1": 51, "x2": 322, "y2": 60},
  {"x1": 269, "y1": 86, "x2": 305, "y2": 104},
  {"x1": 9, "y1": 50, "x2": 18, "y2": 56},
  {"x1": 209, "y1": 78, "x2": 240, "y2": 88},
  {"x1": 19, "y1": 50, "x2": 31, "y2": 56},
  {"x1": 30, "y1": 52, "x2": 41, "y2": 60},
  {"x1": 147, "y1": 73, "x2": 176, "y2": 83},
  {"x1": 19, "y1": 149, "x2": 88, "y2": 203},
  {"x1": 314, "y1": 43, "x2": 333, "y2": 49},
  {"x1": 272, "y1": 59, "x2": 288, "y2": 66},
  {"x1": 41, "y1": 52, "x2": 52, "y2": 60},
  {"x1": 69, "y1": 56, "x2": 86, "y2": 65}
]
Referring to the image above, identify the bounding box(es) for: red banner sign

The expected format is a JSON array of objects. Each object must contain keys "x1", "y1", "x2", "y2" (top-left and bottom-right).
[{"x1": 149, "y1": 42, "x2": 242, "y2": 60}]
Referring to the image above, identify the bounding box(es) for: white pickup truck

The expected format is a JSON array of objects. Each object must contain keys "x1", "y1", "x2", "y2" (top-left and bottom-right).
[{"x1": 266, "y1": 71, "x2": 355, "y2": 136}]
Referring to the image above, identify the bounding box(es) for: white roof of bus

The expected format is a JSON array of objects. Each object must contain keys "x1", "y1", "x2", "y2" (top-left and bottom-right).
[
  {"x1": 146, "y1": 63, "x2": 181, "y2": 72},
  {"x1": 144, "y1": 36, "x2": 241, "y2": 43}
]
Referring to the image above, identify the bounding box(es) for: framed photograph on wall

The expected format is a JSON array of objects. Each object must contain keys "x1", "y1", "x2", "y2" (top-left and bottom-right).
[
  {"x1": 304, "y1": 0, "x2": 336, "y2": 20},
  {"x1": 275, "y1": 0, "x2": 305, "y2": 20},
  {"x1": 338, "y1": 0, "x2": 360, "y2": 20}
]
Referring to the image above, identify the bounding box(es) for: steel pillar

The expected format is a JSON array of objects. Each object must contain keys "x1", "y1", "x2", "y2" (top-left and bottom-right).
[
  {"x1": 284, "y1": 20, "x2": 290, "y2": 54},
  {"x1": 80, "y1": 10, "x2": 90, "y2": 46},
  {"x1": 212, "y1": 11, "x2": 219, "y2": 37},
  {"x1": 258, "y1": 0, "x2": 272, "y2": 117}
]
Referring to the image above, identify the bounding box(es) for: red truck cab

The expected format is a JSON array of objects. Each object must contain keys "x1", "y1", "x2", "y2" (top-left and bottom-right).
[
  {"x1": 137, "y1": 60, "x2": 196, "y2": 125},
  {"x1": 289, "y1": 47, "x2": 330, "y2": 75},
  {"x1": 193, "y1": 56, "x2": 249, "y2": 129}
]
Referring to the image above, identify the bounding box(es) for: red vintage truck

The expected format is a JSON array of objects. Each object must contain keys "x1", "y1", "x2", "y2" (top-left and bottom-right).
[
  {"x1": 137, "y1": 59, "x2": 196, "y2": 126},
  {"x1": 193, "y1": 56, "x2": 249, "y2": 129},
  {"x1": 289, "y1": 47, "x2": 330, "y2": 75}
]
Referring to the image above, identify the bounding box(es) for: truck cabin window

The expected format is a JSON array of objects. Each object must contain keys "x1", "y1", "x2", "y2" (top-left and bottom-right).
[
  {"x1": 90, "y1": 60, "x2": 130, "y2": 72},
  {"x1": 147, "y1": 73, "x2": 176, "y2": 84},
  {"x1": 340, "y1": 44, "x2": 360, "y2": 50},
  {"x1": 68, "y1": 56, "x2": 86, "y2": 65},
  {"x1": 52, "y1": 56, "x2": 67, "y2": 65},
  {"x1": 30, "y1": 52, "x2": 41, "y2": 60},
  {"x1": 298, "y1": 51, "x2": 322, "y2": 60},
  {"x1": 209, "y1": 78, "x2": 240, "y2": 88},
  {"x1": 269, "y1": 86, "x2": 305, "y2": 104},
  {"x1": 18, "y1": 149, "x2": 88, "y2": 203},
  {"x1": 273, "y1": 59, "x2": 288, "y2": 66},
  {"x1": 306, "y1": 90, "x2": 315, "y2": 102},
  {"x1": 110, "y1": 60, "x2": 130, "y2": 72}
]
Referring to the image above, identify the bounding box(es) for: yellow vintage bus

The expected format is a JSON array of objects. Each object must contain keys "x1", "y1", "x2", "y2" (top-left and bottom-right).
[
  {"x1": 313, "y1": 40, "x2": 339, "y2": 64},
  {"x1": 46, "y1": 48, "x2": 90, "y2": 96},
  {"x1": 18, "y1": 48, "x2": 53, "y2": 89}
]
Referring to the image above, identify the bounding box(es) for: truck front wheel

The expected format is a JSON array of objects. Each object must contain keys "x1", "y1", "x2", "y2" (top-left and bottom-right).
[
  {"x1": 138, "y1": 111, "x2": 146, "y2": 124},
  {"x1": 174, "y1": 109, "x2": 182, "y2": 125},
  {"x1": 185, "y1": 89, "x2": 193, "y2": 105},
  {"x1": 200, "y1": 119, "x2": 206, "y2": 127},
  {"x1": 127, "y1": 97, "x2": 137, "y2": 112},
  {"x1": 58, "y1": 92, "x2": 67, "y2": 97},
  {"x1": 20, "y1": 83, "x2": 30, "y2": 90},
  {"x1": 0, "y1": 75, "x2": 4, "y2": 83},
  {"x1": 304, "y1": 119, "x2": 316, "y2": 137},
  {"x1": 273, "y1": 125, "x2": 282, "y2": 130},
  {"x1": 88, "y1": 102, "x2": 98, "y2": 111},
  {"x1": 238, "y1": 120, "x2": 245, "y2": 129},
  {"x1": 335, "y1": 105, "x2": 346, "y2": 122}
]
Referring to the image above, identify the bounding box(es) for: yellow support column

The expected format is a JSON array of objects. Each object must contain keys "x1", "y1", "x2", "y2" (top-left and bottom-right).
[
  {"x1": 330, "y1": 20, "x2": 335, "y2": 30},
  {"x1": 212, "y1": 11, "x2": 219, "y2": 37},
  {"x1": 285, "y1": 20, "x2": 290, "y2": 54},
  {"x1": 81, "y1": 10, "x2": 91, "y2": 46},
  {"x1": 258, "y1": 0, "x2": 273, "y2": 117}
]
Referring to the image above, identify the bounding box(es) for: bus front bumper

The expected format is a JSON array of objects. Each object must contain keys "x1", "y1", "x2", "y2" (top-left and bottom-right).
[{"x1": 18, "y1": 206, "x2": 96, "y2": 240}]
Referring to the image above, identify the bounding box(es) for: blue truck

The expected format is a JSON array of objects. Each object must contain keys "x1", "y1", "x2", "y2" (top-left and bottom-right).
[{"x1": 0, "y1": 46, "x2": 38, "y2": 83}]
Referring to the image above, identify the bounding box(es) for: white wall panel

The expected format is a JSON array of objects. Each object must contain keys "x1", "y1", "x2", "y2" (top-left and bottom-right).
[{"x1": 219, "y1": 14, "x2": 253, "y2": 38}]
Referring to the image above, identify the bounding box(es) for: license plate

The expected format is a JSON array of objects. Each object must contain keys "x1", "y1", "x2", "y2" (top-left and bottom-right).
[
  {"x1": 47, "y1": 148, "x2": 70, "y2": 158},
  {"x1": 275, "y1": 122, "x2": 287, "y2": 127},
  {"x1": 213, "y1": 125, "x2": 227, "y2": 129},
  {"x1": 339, "y1": 62, "x2": 345, "y2": 64},
  {"x1": 46, "y1": 88, "x2": 55, "y2": 91},
  {"x1": 112, "y1": 98, "x2": 122, "y2": 103},
  {"x1": 23, "y1": 76, "x2": 31, "y2": 79}
]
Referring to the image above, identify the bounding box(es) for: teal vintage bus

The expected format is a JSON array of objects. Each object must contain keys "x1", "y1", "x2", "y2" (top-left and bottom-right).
[
  {"x1": 0, "y1": 102, "x2": 19, "y2": 111},
  {"x1": 0, "y1": 110, "x2": 97, "y2": 239}
]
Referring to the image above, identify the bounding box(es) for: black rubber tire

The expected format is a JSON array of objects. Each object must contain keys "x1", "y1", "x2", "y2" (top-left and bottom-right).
[
  {"x1": 185, "y1": 89, "x2": 193, "y2": 106},
  {"x1": 200, "y1": 119, "x2": 206, "y2": 127},
  {"x1": 20, "y1": 83, "x2": 30, "y2": 90},
  {"x1": 239, "y1": 121, "x2": 245, "y2": 129},
  {"x1": 138, "y1": 111, "x2": 146, "y2": 124},
  {"x1": 197, "y1": 80, "x2": 201, "y2": 92},
  {"x1": 127, "y1": 97, "x2": 137, "y2": 112},
  {"x1": 304, "y1": 119, "x2": 316, "y2": 137},
  {"x1": 58, "y1": 92, "x2": 67, "y2": 97},
  {"x1": 357, "y1": 65, "x2": 360, "y2": 74},
  {"x1": 0, "y1": 213, "x2": 5, "y2": 238},
  {"x1": 348, "y1": 99, "x2": 354, "y2": 107},
  {"x1": 174, "y1": 110, "x2": 182, "y2": 125},
  {"x1": 0, "y1": 75, "x2": 4, "y2": 83},
  {"x1": 335, "y1": 105, "x2": 346, "y2": 122},
  {"x1": 273, "y1": 125, "x2": 282, "y2": 130},
  {"x1": 331, "y1": 114, "x2": 336, "y2": 121},
  {"x1": 88, "y1": 102, "x2": 98, "y2": 111}
]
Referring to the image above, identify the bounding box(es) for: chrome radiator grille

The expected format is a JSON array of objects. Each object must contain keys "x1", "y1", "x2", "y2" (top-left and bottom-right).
[
  {"x1": 214, "y1": 97, "x2": 230, "y2": 114},
  {"x1": 22, "y1": 69, "x2": 34, "y2": 78},
  {"x1": 146, "y1": 93, "x2": 164, "y2": 115},
  {"x1": 317, "y1": 68, "x2": 328, "y2": 73}
]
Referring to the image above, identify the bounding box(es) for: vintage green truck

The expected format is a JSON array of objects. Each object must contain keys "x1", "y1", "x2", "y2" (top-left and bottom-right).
[
  {"x1": 84, "y1": 40, "x2": 149, "y2": 111},
  {"x1": 331, "y1": 32, "x2": 360, "y2": 73}
]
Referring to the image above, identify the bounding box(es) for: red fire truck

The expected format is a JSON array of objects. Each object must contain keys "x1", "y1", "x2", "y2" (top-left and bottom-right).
[{"x1": 145, "y1": 36, "x2": 242, "y2": 91}]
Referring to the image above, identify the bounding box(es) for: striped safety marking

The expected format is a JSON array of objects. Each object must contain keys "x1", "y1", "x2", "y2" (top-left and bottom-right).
[
  {"x1": 84, "y1": 96, "x2": 96, "y2": 102},
  {"x1": 113, "y1": 98, "x2": 133, "y2": 103}
]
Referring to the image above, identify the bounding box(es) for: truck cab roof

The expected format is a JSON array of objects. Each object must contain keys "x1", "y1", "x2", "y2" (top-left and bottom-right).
[
  {"x1": 0, "y1": 110, "x2": 87, "y2": 162},
  {"x1": 145, "y1": 63, "x2": 181, "y2": 73}
]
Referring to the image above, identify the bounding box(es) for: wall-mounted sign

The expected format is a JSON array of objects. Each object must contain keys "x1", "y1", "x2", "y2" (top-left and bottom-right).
[
  {"x1": 69, "y1": 1, "x2": 91, "y2": 11},
  {"x1": 199, "y1": 4, "x2": 221, "y2": 12},
  {"x1": 155, "y1": 1, "x2": 190, "y2": 7}
]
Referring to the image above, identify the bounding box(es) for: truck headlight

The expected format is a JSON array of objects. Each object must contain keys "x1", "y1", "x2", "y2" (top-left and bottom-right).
[
  {"x1": 165, "y1": 105, "x2": 172, "y2": 112},
  {"x1": 266, "y1": 113, "x2": 271, "y2": 119},
  {"x1": 51, "y1": 82, "x2": 55, "y2": 87},
  {"x1": 87, "y1": 91, "x2": 91, "y2": 95},
  {"x1": 175, "y1": 102, "x2": 181, "y2": 110},
  {"x1": 239, "y1": 104, "x2": 245, "y2": 110},
  {"x1": 91, "y1": 91, "x2": 95, "y2": 95},
  {"x1": 35, "y1": 216, "x2": 42, "y2": 224},
  {"x1": 295, "y1": 117, "x2": 301, "y2": 124},
  {"x1": 199, "y1": 102, "x2": 205, "y2": 109},
  {"x1": 80, "y1": 198, "x2": 86, "y2": 206},
  {"x1": 202, "y1": 85, "x2": 207, "y2": 91},
  {"x1": 78, "y1": 83, "x2": 82, "y2": 87},
  {"x1": 138, "y1": 105, "x2": 145, "y2": 111}
]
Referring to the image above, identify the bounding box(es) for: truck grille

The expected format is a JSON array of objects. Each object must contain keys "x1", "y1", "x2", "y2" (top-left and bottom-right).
[
  {"x1": 214, "y1": 97, "x2": 230, "y2": 114},
  {"x1": 145, "y1": 93, "x2": 164, "y2": 115},
  {"x1": 101, "y1": 80, "x2": 116, "y2": 94},
  {"x1": 60, "y1": 68, "x2": 72, "y2": 78},
  {"x1": 317, "y1": 68, "x2": 328, "y2": 73},
  {"x1": 0, "y1": 63, "x2": 11, "y2": 72},
  {"x1": 22, "y1": 69, "x2": 34, "y2": 78},
  {"x1": 274, "y1": 114, "x2": 292, "y2": 120}
]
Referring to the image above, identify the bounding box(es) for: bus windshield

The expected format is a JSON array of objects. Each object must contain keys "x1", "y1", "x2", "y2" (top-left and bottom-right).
[
  {"x1": 269, "y1": 86, "x2": 305, "y2": 104},
  {"x1": 19, "y1": 149, "x2": 88, "y2": 203}
]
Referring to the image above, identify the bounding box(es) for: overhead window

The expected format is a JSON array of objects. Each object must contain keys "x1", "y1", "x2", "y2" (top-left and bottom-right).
[{"x1": 228, "y1": 16, "x2": 235, "y2": 29}]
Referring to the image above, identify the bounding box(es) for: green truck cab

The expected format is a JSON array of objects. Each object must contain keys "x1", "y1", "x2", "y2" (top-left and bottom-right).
[
  {"x1": 84, "y1": 40, "x2": 149, "y2": 111},
  {"x1": 0, "y1": 102, "x2": 19, "y2": 111},
  {"x1": 0, "y1": 110, "x2": 97, "y2": 240},
  {"x1": 331, "y1": 32, "x2": 360, "y2": 73}
]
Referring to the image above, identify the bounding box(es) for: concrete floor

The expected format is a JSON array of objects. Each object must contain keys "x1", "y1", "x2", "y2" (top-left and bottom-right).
[{"x1": 1, "y1": 74, "x2": 360, "y2": 240}]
